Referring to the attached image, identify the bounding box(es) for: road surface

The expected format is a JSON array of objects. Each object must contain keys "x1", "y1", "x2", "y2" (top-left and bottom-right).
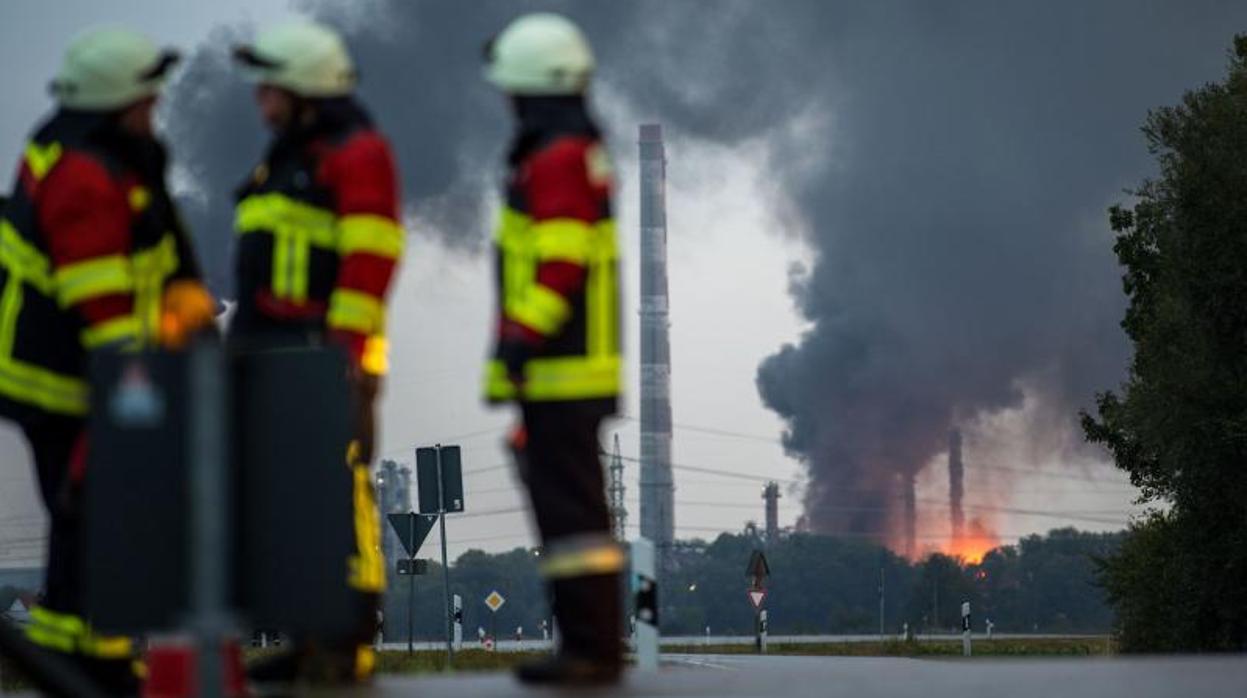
[{"x1": 347, "y1": 653, "x2": 1247, "y2": 698}]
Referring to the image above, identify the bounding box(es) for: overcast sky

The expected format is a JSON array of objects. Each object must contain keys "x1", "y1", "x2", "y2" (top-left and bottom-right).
[{"x1": 4, "y1": 0, "x2": 1244, "y2": 568}]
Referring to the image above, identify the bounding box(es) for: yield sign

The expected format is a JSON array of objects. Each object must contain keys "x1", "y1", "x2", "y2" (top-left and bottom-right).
[
  {"x1": 387, "y1": 512, "x2": 437, "y2": 557},
  {"x1": 485, "y1": 590, "x2": 506, "y2": 613},
  {"x1": 748, "y1": 588, "x2": 767, "y2": 611}
]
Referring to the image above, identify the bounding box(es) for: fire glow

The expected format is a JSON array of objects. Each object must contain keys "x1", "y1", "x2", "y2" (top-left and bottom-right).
[{"x1": 942, "y1": 518, "x2": 1000, "y2": 564}]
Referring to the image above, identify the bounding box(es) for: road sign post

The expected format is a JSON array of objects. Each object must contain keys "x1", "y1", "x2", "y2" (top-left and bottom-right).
[
  {"x1": 453, "y1": 594, "x2": 463, "y2": 651},
  {"x1": 631, "y1": 538, "x2": 659, "y2": 671},
  {"x1": 484, "y1": 590, "x2": 505, "y2": 652},
  {"x1": 417, "y1": 444, "x2": 464, "y2": 667},
  {"x1": 961, "y1": 601, "x2": 972, "y2": 657},
  {"x1": 387, "y1": 512, "x2": 435, "y2": 654},
  {"x1": 746, "y1": 550, "x2": 770, "y2": 654}
]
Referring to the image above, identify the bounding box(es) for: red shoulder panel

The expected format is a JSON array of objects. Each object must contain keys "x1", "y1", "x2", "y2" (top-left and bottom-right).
[
  {"x1": 319, "y1": 130, "x2": 401, "y2": 220},
  {"x1": 523, "y1": 136, "x2": 605, "y2": 223}
]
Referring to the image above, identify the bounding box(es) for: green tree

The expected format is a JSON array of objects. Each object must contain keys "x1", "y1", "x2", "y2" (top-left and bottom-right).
[{"x1": 1083, "y1": 35, "x2": 1247, "y2": 651}]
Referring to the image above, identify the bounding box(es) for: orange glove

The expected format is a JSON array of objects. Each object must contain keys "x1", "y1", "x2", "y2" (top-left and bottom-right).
[{"x1": 159, "y1": 280, "x2": 216, "y2": 349}]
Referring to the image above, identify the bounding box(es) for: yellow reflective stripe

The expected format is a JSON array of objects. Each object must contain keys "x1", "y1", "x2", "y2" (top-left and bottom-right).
[
  {"x1": 131, "y1": 235, "x2": 179, "y2": 339},
  {"x1": 26, "y1": 625, "x2": 76, "y2": 652},
  {"x1": 0, "y1": 358, "x2": 89, "y2": 415},
  {"x1": 361, "y1": 334, "x2": 389, "y2": 376},
  {"x1": 30, "y1": 606, "x2": 86, "y2": 634},
  {"x1": 355, "y1": 646, "x2": 377, "y2": 681},
  {"x1": 584, "y1": 222, "x2": 610, "y2": 357},
  {"x1": 495, "y1": 207, "x2": 532, "y2": 244},
  {"x1": 235, "y1": 193, "x2": 338, "y2": 247},
  {"x1": 81, "y1": 315, "x2": 142, "y2": 349},
  {"x1": 532, "y1": 218, "x2": 592, "y2": 264},
  {"x1": 80, "y1": 632, "x2": 133, "y2": 659},
  {"x1": 27, "y1": 607, "x2": 133, "y2": 658},
  {"x1": 497, "y1": 208, "x2": 535, "y2": 314},
  {"x1": 26, "y1": 605, "x2": 84, "y2": 651},
  {"x1": 593, "y1": 221, "x2": 618, "y2": 357},
  {"x1": 506, "y1": 284, "x2": 571, "y2": 336},
  {"x1": 54, "y1": 255, "x2": 133, "y2": 308},
  {"x1": 485, "y1": 355, "x2": 621, "y2": 401},
  {"x1": 340, "y1": 214, "x2": 404, "y2": 259},
  {"x1": 24, "y1": 142, "x2": 63, "y2": 181},
  {"x1": 291, "y1": 235, "x2": 310, "y2": 302},
  {"x1": 237, "y1": 193, "x2": 338, "y2": 300},
  {"x1": 271, "y1": 232, "x2": 291, "y2": 298},
  {"x1": 0, "y1": 220, "x2": 54, "y2": 294},
  {"x1": 0, "y1": 273, "x2": 23, "y2": 358},
  {"x1": 0, "y1": 276, "x2": 88, "y2": 414},
  {"x1": 539, "y1": 541, "x2": 626, "y2": 579},
  {"x1": 348, "y1": 462, "x2": 386, "y2": 593},
  {"x1": 327, "y1": 289, "x2": 385, "y2": 335},
  {"x1": 128, "y1": 186, "x2": 151, "y2": 212}
]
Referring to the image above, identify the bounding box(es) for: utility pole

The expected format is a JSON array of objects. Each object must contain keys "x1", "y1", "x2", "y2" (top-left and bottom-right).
[
  {"x1": 407, "y1": 515, "x2": 415, "y2": 654},
  {"x1": 436, "y1": 445, "x2": 452, "y2": 667},
  {"x1": 879, "y1": 567, "x2": 886, "y2": 637}
]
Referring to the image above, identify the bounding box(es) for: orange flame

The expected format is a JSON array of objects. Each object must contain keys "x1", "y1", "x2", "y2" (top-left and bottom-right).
[{"x1": 942, "y1": 518, "x2": 1000, "y2": 564}]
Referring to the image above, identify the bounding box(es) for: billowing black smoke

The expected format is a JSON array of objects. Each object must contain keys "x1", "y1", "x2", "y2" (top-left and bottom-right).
[
  {"x1": 753, "y1": 2, "x2": 1247, "y2": 541},
  {"x1": 162, "y1": 1, "x2": 1247, "y2": 543}
]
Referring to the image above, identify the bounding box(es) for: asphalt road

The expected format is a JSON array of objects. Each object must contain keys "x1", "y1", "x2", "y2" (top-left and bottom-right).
[{"x1": 348, "y1": 653, "x2": 1247, "y2": 698}]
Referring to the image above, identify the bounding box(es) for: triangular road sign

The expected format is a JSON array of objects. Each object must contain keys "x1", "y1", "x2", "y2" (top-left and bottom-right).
[
  {"x1": 388, "y1": 512, "x2": 436, "y2": 557},
  {"x1": 748, "y1": 589, "x2": 767, "y2": 611},
  {"x1": 746, "y1": 550, "x2": 770, "y2": 581}
]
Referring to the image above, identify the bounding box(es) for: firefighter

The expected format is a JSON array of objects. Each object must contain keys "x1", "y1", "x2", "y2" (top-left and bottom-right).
[
  {"x1": 482, "y1": 13, "x2": 624, "y2": 685},
  {"x1": 230, "y1": 20, "x2": 402, "y2": 684},
  {"x1": 0, "y1": 27, "x2": 213, "y2": 693}
]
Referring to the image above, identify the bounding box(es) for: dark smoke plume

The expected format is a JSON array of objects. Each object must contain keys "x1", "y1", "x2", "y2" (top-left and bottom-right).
[{"x1": 161, "y1": 1, "x2": 1247, "y2": 547}]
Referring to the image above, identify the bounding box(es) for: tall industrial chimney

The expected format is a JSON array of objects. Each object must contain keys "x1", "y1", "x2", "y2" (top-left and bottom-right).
[
  {"x1": 638, "y1": 124, "x2": 675, "y2": 564},
  {"x1": 948, "y1": 429, "x2": 965, "y2": 543},
  {"x1": 902, "y1": 471, "x2": 916, "y2": 560},
  {"x1": 763, "y1": 482, "x2": 781, "y2": 546}
]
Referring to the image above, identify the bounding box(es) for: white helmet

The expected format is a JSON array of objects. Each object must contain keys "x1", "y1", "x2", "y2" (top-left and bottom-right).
[
  {"x1": 50, "y1": 27, "x2": 179, "y2": 111},
  {"x1": 485, "y1": 13, "x2": 594, "y2": 95},
  {"x1": 234, "y1": 20, "x2": 356, "y2": 98}
]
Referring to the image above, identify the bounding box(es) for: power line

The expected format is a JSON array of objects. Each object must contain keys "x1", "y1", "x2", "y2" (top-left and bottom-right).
[
  {"x1": 462, "y1": 464, "x2": 510, "y2": 478},
  {"x1": 616, "y1": 414, "x2": 782, "y2": 445},
  {"x1": 378, "y1": 426, "x2": 510, "y2": 459}
]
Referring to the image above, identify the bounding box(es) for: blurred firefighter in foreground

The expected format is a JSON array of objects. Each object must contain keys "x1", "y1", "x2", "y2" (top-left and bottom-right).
[
  {"x1": 0, "y1": 27, "x2": 213, "y2": 693},
  {"x1": 483, "y1": 13, "x2": 624, "y2": 685},
  {"x1": 230, "y1": 19, "x2": 402, "y2": 684}
]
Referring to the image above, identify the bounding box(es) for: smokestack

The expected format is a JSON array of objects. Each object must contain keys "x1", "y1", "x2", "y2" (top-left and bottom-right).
[
  {"x1": 948, "y1": 429, "x2": 965, "y2": 543},
  {"x1": 763, "y1": 482, "x2": 781, "y2": 546},
  {"x1": 902, "y1": 471, "x2": 916, "y2": 559},
  {"x1": 639, "y1": 124, "x2": 675, "y2": 563}
]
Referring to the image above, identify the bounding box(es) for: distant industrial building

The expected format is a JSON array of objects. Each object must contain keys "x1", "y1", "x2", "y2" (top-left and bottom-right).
[{"x1": 375, "y1": 460, "x2": 412, "y2": 564}]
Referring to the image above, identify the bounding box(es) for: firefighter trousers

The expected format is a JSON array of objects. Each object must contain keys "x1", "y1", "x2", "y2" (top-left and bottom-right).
[
  {"x1": 519, "y1": 400, "x2": 623, "y2": 664},
  {"x1": 21, "y1": 415, "x2": 84, "y2": 625}
]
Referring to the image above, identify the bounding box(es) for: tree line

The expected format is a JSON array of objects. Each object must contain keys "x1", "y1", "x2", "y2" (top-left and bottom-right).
[
  {"x1": 379, "y1": 527, "x2": 1121, "y2": 642},
  {"x1": 1082, "y1": 35, "x2": 1247, "y2": 652}
]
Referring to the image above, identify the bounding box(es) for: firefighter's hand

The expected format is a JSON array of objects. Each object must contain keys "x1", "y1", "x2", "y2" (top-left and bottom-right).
[
  {"x1": 159, "y1": 280, "x2": 217, "y2": 349},
  {"x1": 497, "y1": 338, "x2": 532, "y2": 389}
]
